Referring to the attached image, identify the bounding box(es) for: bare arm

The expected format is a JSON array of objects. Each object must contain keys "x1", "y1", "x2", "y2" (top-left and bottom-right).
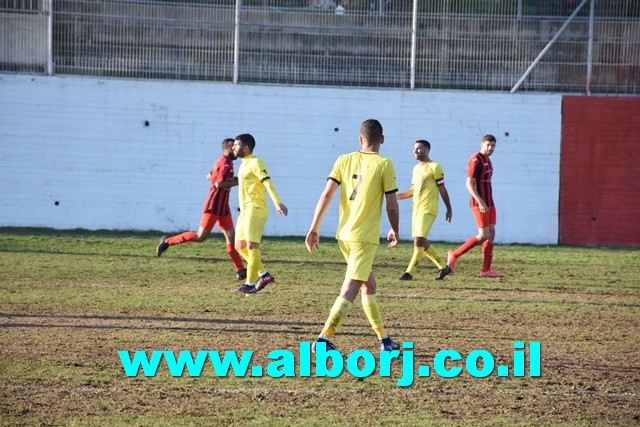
[
  {"x1": 305, "y1": 180, "x2": 339, "y2": 253},
  {"x1": 466, "y1": 176, "x2": 487, "y2": 213},
  {"x1": 385, "y1": 192, "x2": 400, "y2": 248},
  {"x1": 215, "y1": 176, "x2": 238, "y2": 189},
  {"x1": 438, "y1": 184, "x2": 453, "y2": 222},
  {"x1": 396, "y1": 186, "x2": 414, "y2": 200}
]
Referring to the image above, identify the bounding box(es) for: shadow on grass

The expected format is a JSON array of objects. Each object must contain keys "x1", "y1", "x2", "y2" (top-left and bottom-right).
[
  {"x1": 0, "y1": 248, "x2": 350, "y2": 267},
  {"x1": 0, "y1": 312, "x2": 417, "y2": 337}
]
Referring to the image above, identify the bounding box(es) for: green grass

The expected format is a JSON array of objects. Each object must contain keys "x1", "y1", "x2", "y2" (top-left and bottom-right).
[{"x1": 0, "y1": 228, "x2": 639, "y2": 426}]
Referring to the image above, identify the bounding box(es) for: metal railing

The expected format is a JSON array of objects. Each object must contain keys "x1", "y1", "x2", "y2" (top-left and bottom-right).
[{"x1": 1, "y1": 0, "x2": 638, "y2": 94}]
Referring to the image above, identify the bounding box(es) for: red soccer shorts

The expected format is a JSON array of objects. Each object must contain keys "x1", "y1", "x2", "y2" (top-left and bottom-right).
[
  {"x1": 471, "y1": 205, "x2": 496, "y2": 229},
  {"x1": 200, "y1": 213, "x2": 234, "y2": 231}
]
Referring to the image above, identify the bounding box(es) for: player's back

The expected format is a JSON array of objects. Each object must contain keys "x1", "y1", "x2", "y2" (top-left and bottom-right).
[{"x1": 331, "y1": 151, "x2": 397, "y2": 244}]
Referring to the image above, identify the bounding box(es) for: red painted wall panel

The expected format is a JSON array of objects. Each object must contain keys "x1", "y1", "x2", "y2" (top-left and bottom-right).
[{"x1": 560, "y1": 96, "x2": 640, "y2": 247}]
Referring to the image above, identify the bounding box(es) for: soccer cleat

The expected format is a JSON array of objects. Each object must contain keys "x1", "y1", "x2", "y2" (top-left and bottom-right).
[
  {"x1": 447, "y1": 250, "x2": 458, "y2": 273},
  {"x1": 311, "y1": 337, "x2": 339, "y2": 353},
  {"x1": 236, "y1": 268, "x2": 247, "y2": 281},
  {"x1": 480, "y1": 269, "x2": 503, "y2": 278},
  {"x1": 435, "y1": 265, "x2": 452, "y2": 280},
  {"x1": 399, "y1": 272, "x2": 413, "y2": 281},
  {"x1": 156, "y1": 236, "x2": 169, "y2": 257},
  {"x1": 235, "y1": 283, "x2": 256, "y2": 294},
  {"x1": 255, "y1": 272, "x2": 275, "y2": 292},
  {"x1": 380, "y1": 337, "x2": 401, "y2": 352}
]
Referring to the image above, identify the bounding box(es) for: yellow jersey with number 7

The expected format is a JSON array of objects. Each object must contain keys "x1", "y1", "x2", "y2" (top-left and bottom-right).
[{"x1": 328, "y1": 151, "x2": 398, "y2": 245}]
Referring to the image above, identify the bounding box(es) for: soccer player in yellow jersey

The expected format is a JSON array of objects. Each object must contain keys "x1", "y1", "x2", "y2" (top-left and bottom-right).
[
  {"x1": 396, "y1": 140, "x2": 453, "y2": 281},
  {"x1": 305, "y1": 119, "x2": 401, "y2": 352},
  {"x1": 232, "y1": 133, "x2": 288, "y2": 294}
]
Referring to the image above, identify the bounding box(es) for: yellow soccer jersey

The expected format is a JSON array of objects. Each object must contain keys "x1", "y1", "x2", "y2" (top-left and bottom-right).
[
  {"x1": 238, "y1": 154, "x2": 279, "y2": 212},
  {"x1": 411, "y1": 161, "x2": 444, "y2": 216},
  {"x1": 329, "y1": 151, "x2": 398, "y2": 245}
]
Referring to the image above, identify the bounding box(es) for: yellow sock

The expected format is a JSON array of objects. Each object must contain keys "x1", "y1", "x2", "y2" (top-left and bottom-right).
[
  {"x1": 361, "y1": 294, "x2": 386, "y2": 340},
  {"x1": 247, "y1": 248, "x2": 264, "y2": 283},
  {"x1": 406, "y1": 246, "x2": 424, "y2": 275},
  {"x1": 237, "y1": 247, "x2": 249, "y2": 261},
  {"x1": 425, "y1": 245, "x2": 446, "y2": 270},
  {"x1": 320, "y1": 296, "x2": 352, "y2": 339}
]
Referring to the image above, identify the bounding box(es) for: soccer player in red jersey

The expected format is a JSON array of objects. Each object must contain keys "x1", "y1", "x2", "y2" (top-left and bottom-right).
[
  {"x1": 447, "y1": 134, "x2": 502, "y2": 278},
  {"x1": 156, "y1": 138, "x2": 247, "y2": 280}
]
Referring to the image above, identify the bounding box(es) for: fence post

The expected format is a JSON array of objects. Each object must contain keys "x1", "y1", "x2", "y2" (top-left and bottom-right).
[
  {"x1": 46, "y1": 0, "x2": 53, "y2": 75},
  {"x1": 587, "y1": 0, "x2": 595, "y2": 95},
  {"x1": 233, "y1": 0, "x2": 242, "y2": 84},
  {"x1": 410, "y1": 0, "x2": 417, "y2": 90}
]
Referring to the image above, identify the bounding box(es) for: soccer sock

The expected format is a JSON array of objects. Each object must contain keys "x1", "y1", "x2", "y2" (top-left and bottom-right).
[
  {"x1": 237, "y1": 247, "x2": 249, "y2": 261},
  {"x1": 226, "y1": 244, "x2": 245, "y2": 271},
  {"x1": 247, "y1": 248, "x2": 264, "y2": 284},
  {"x1": 320, "y1": 296, "x2": 352, "y2": 339},
  {"x1": 361, "y1": 294, "x2": 386, "y2": 340},
  {"x1": 406, "y1": 246, "x2": 424, "y2": 275},
  {"x1": 424, "y1": 245, "x2": 446, "y2": 270},
  {"x1": 482, "y1": 241, "x2": 494, "y2": 272},
  {"x1": 166, "y1": 232, "x2": 196, "y2": 246},
  {"x1": 454, "y1": 236, "x2": 480, "y2": 258}
]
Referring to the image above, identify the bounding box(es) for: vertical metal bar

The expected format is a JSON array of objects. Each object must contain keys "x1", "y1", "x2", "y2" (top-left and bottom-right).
[
  {"x1": 233, "y1": 0, "x2": 241, "y2": 84},
  {"x1": 517, "y1": 0, "x2": 523, "y2": 19},
  {"x1": 409, "y1": 0, "x2": 417, "y2": 90},
  {"x1": 46, "y1": 0, "x2": 53, "y2": 75},
  {"x1": 586, "y1": 0, "x2": 595, "y2": 95},
  {"x1": 510, "y1": 0, "x2": 589, "y2": 93}
]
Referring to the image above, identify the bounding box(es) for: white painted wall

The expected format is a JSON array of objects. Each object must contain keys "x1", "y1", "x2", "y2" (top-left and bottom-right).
[{"x1": 0, "y1": 74, "x2": 561, "y2": 244}]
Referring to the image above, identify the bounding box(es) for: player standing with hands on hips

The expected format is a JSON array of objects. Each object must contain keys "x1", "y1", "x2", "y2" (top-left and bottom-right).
[
  {"x1": 447, "y1": 134, "x2": 502, "y2": 278},
  {"x1": 306, "y1": 119, "x2": 401, "y2": 353},
  {"x1": 233, "y1": 133, "x2": 288, "y2": 294}
]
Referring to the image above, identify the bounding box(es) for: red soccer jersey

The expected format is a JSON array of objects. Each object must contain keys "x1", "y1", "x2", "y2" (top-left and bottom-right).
[
  {"x1": 202, "y1": 155, "x2": 234, "y2": 216},
  {"x1": 467, "y1": 152, "x2": 494, "y2": 208}
]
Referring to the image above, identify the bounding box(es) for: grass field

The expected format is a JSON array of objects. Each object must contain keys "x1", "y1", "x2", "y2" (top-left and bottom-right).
[{"x1": 0, "y1": 228, "x2": 639, "y2": 426}]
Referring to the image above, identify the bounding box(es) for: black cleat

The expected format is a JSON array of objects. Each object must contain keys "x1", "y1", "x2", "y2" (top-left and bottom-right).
[
  {"x1": 312, "y1": 337, "x2": 339, "y2": 353},
  {"x1": 380, "y1": 336, "x2": 401, "y2": 351},
  {"x1": 435, "y1": 265, "x2": 452, "y2": 280},
  {"x1": 255, "y1": 272, "x2": 275, "y2": 292},
  {"x1": 236, "y1": 268, "x2": 247, "y2": 281},
  {"x1": 235, "y1": 283, "x2": 256, "y2": 294},
  {"x1": 399, "y1": 272, "x2": 413, "y2": 281},
  {"x1": 156, "y1": 236, "x2": 169, "y2": 257}
]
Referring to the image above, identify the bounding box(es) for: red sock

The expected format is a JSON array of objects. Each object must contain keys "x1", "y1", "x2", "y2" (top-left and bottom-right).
[
  {"x1": 166, "y1": 231, "x2": 196, "y2": 245},
  {"x1": 227, "y1": 244, "x2": 245, "y2": 271},
  {"x1": 454, "y1": 236, "x2": 479, "y2": 258},
  {"x1": 482, "y1": 241, "x2": 494, "y2": 272}
]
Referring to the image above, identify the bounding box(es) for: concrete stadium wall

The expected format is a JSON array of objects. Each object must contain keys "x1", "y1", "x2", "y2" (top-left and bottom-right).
[{"x1": 0, "y1": 74, "x2": 562, "y2": 244}]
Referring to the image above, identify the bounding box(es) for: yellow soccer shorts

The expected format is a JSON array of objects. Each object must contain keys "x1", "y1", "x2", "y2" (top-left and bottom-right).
[
  {"x1": 236, "y1": 208, "x2": 268, "y2": 244},
  {"x1": 412, "y1": 211, "x2": 437, "y2": 238},
  {"x1": 338, "y1": 240, "x2": 378, "y2": 282}
]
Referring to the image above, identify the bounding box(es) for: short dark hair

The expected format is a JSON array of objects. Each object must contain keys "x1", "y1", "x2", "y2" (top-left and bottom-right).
[
  {"x1": 416, "y1": 139, "x2": 431, "y2": 150},
  {"x1": 482, "y1": 134, "x2": 496, "y2": 143},
  {"x1": 235, "y1": 133, "x2": 256, "y2": 152},
  {"x1": 360, "y1": 119, "x2": 383, "y2": 143},
  {"x1": 221, "y1": 138, "x2": 234, "y2": 148}
]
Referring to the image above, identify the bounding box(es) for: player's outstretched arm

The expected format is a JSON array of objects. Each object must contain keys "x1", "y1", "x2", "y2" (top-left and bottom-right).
[{"x1": 396, "y1": 186, "x2": 414, "y2": 200}]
